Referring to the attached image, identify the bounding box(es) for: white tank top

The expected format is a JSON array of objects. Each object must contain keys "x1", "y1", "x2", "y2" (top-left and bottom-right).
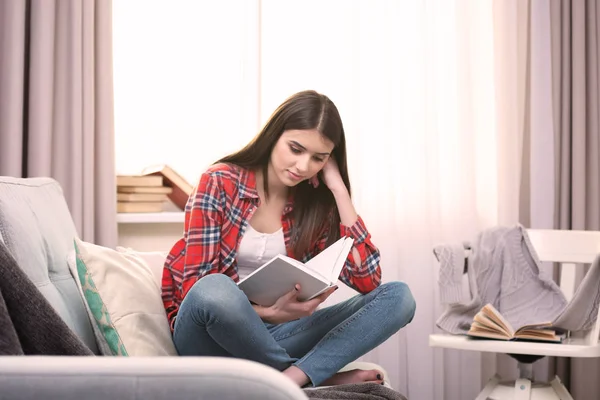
[{"x1": 237, "y1": 224, "x2": 286, "y2": 280}]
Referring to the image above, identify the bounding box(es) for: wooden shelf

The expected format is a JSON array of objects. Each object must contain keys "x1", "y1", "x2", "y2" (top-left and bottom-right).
[{"x1": 116, "y1": 212, "x2": 185, "y2": 224}]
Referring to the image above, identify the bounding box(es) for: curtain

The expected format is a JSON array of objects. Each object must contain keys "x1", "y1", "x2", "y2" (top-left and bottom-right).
[
  {"x1": 549, "y1": 1, "x2": 600, "y2": 398},
  {"x1": 259, "y1": 1, "x2": 528, "y2": 397},
  {"x1": 0, "y1": 0, "x2": 117, "y2": 247}
]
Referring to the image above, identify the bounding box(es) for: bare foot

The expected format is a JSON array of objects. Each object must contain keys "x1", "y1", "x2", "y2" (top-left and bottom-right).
[
  {"x1": 319, "y1": 369, "x2": 384, "y2": 386},
  {"x1": 282, "y1": 365, "x2": 311, "y2": 387}
]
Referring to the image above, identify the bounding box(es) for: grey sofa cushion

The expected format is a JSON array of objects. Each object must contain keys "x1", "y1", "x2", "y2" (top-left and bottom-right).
[{"x1": 0, "y1": 177, "x2": 98, "y2": 354}]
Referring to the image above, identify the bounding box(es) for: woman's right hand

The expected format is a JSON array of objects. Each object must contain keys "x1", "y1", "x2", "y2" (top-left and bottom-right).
[{"x1": 263, "y1": 284, "x2": 337, "y2": 324}]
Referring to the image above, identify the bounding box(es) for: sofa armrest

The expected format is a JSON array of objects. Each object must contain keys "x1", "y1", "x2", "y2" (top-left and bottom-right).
[{"x1": 0, "y1": 356, "x2": 307, "y2": 400}]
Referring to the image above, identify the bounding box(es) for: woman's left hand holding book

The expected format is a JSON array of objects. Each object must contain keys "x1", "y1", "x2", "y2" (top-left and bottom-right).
[{"x1": 253, "y1": 284, "x2": 338, "y2": 324}]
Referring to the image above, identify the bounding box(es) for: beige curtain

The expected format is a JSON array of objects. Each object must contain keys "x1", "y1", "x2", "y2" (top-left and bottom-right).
[
  {"x1": 550, "y1": 0, "x2": 600, "y2": 398},
  {"x1": 491, "y1": 0, "x2": 536, "y2": 384},
  {"x1": 0, "y1": 0, "x2": 117, "y2": 247}
]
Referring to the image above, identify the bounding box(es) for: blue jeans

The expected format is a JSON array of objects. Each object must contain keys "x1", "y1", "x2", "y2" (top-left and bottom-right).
[{"x1": 173, "y1": 274, "x2": 416, "y2": 386}]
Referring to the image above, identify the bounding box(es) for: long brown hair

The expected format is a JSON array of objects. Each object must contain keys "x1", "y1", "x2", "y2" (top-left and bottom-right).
[{"x1": 217, "y1": 90, "x2": 351, "y2": 259}]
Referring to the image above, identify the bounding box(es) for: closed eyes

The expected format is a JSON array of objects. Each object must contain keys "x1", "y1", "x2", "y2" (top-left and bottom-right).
[
  {"x1": 289, "y1": 145, "x2": 326, "y2": 162},
  {"x1": 290, "y1": 146, "x2": 302, "y2": 154},
  {"x1": 288, "y1": 141, "x2": 329, "y2": 162}
]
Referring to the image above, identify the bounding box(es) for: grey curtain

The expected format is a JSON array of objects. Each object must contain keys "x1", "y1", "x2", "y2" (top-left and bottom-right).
[
  {"x1": 0, "y1": 0, "x2": 117, "y2": 247},
  {"x1": 550, "y1": 0, "x2": 600, "y2": 398}
]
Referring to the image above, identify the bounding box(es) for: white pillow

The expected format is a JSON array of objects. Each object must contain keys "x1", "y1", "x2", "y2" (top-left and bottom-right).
[
  {"x1": 115, "y1": 246, "x2": 167, "y2": 290},
  {"x1": 68, "y1": 237, "x2": 177, "y2": 356}
]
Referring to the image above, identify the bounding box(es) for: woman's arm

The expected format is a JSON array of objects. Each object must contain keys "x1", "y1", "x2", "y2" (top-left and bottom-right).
[
  {"x1": 317, "y1": 160, "x2": 382, "y2": 293},
  {"x1": 330, "y1": 186, "x2": 361, "y2": 263},
  {"x1": 180, "y1": 172, "x2": 228, "y2": 294},
  {"x1": 162, "y1": 171, "x2": 228, "y2": 330},
  {"x1": 164, "y1": 172, "x2": 228, "y2": 302}
]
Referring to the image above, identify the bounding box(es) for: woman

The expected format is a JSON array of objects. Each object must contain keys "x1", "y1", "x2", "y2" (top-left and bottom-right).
[{"x1": 162, "y1": 90, "x2": 416, "y2": 387}]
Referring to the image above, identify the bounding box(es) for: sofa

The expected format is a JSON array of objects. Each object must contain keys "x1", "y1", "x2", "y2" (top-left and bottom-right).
[{"x1": 0, "y1": 176, "x2": 388, "y2": 400}]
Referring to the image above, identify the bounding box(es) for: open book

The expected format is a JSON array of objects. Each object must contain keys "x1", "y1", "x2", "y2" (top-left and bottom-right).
[
  {"x1": 237, "y1": 236, "x2": 354, "y2": 307},
  {"x1": 468, "y1": 303, "x2": 562, "y2": 343}
]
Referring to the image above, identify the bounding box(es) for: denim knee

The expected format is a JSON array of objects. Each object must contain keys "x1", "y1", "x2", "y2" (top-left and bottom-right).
[
  {"x1": 183, "y1": 274, "x2": 247, "y2": 319},
  {"x1": 381, "y1": 281, "x2": 416, "y2": 328}
]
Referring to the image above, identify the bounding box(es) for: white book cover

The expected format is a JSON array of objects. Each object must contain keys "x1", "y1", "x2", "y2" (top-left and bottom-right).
[{"x1": 237, "y1": 236, "x2": 354, "y2": 306}]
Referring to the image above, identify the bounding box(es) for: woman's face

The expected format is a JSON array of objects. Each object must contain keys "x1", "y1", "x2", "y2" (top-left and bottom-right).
[{"x1": 269, "y1": 129, "x2": 334, "y2": 187}]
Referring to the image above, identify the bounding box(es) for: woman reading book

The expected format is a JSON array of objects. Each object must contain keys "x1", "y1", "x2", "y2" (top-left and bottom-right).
[{"x1": 161, "y1": 90, "x2": 416, "y2": 387}]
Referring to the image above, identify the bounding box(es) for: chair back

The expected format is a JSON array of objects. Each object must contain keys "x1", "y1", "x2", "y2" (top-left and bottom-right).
[{"x1": 527, "y1": 229, "x2": 600, "y2": 345}]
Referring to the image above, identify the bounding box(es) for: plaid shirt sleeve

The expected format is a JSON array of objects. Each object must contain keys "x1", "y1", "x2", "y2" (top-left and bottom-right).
[
  {"x1": 162, "y1": 171, "x2": 227, "y2": 330},
  {"x1": 313, "y1": 215, "x2": 382, "y2": 293},
  {"x1": 181, "y1": 171, "x2": 227, "y2": 289}
]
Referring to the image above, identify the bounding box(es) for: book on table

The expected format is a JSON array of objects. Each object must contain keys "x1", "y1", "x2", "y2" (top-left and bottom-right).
[
  {"x1": 237, "y1": 236, "x2": 354, "y2": 307},
  {"x1": 467, "y1": 303, "x2": 562, "y2": 343},
  {"x1": 142, "y1": 164, "x2": 194, "y2": 210},
  {"x1": 116, "y1": 175, "x2": 163, "y2": 188},
  {"x1": 117, "y1": 186, "x2": 173, "y2": 194},
  {"x1": 116, "y1": 201, "x2": 164, "y2": 213},
  {"x1": 116, "y1": 174, "x2": 170, "y2": 213},
  {"x1": 117, "y1": 192, "x2": 169, "y2": 202}
]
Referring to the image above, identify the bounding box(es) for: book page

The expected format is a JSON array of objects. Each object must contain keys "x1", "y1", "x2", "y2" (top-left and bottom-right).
[
  {"x1": 470, "y1": 321, "x2": 501, "y2": 333},
  {"x1": 470, "y1": 305, "x2": 559, "y2": 341},
  {"x1": 468, "y1": 330, "x2": 511, "y2": 341},
  {"x1": 305, "y1": 237, "x2": 345, "y2": 276},
  {"x1": 468, "y1": 321, "x2": 511, "y2": 340},
  {"x1": 514, "y1": 323, "x2": 558, "y2": 342},
  {"x1": 472, "y1": 314, "x2": 510, "y2": 337},
  {"x1": 481, "y1": 304, "x2": 515, "y2": 337},
  {"x1": 329, "y1": 238, "x2": 354, "y2": 281},
  {"x1": 514, "y1": 321, "x2": 553, "y2": 333},
  {"x1": 305, "y1": 237, "x2": 353, "y2": 282}
]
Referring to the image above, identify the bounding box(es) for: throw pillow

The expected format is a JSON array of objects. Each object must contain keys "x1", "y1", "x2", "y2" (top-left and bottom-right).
[
  {"x1": 115, "y1": 246, "x2": 168, "y2": 290},
  {"x1": 67, "y1": 237, "x2": 177, "y2": 356},
  {"x1": 67, "y1": 246, "x2": 125, "y2": 356}
]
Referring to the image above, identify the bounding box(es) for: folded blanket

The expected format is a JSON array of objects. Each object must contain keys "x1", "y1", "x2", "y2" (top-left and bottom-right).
[
  {"x1": 304, "y1": 383, "x2": 408, "y2": 400},
  {"x1": 0, "y1": 241, "x2": 93, "y2": 355}
]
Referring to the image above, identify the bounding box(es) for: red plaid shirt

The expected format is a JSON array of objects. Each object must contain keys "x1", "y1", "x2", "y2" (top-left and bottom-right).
[{"x1": 162, "y1": 163, "x2": 382, "y2": 331}]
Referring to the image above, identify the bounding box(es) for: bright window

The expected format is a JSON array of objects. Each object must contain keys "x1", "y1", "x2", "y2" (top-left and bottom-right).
[{"x1": 113, "y1": 0, "x2": 260, "y2": 186}]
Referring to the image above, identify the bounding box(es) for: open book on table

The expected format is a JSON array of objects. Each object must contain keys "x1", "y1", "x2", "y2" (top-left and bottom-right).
[
  {"x1": 467, "y1": 303, "x2": 562, "y2": 343},
  {"x1": 237, "y1": 236, "x2": 354, "y2": 307}
]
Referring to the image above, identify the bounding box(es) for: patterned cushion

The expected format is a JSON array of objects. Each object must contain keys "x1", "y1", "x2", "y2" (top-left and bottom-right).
[
  {"x1": 68, "y1": 237, "x2": 176, "y2": 356},
  {"x1": 73, "y1": 241, "x2": 127, "y2": 355}
]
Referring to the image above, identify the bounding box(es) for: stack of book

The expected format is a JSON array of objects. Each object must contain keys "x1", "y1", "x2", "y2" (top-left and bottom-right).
[
  {"x1": 116, "y1": 164, "x2": 194, "y2": 213},
  {"x1": 116, "y1": 175, "x2": 171, "y2": 213},
  {"x1": 141, "y1": 164, "x2": 194, "y2": 210}
]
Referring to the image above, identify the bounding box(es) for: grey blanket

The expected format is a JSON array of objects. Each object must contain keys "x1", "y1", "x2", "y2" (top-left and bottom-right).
[
  {"x1": 0, "y1": 241, "x2": 93, "y2": 355},
  {"x1": 553, "y1": 252, "x2": 600, "y2": 331},
  {"x1": 434, "y1": 224, "x2": 600, "y2": 334},
  {"x1": 434, "y1": 225, "x2": 567, "y2": 334},
  {"x1": 304, "y1": 383, "x2": 407, "y2": 400}
]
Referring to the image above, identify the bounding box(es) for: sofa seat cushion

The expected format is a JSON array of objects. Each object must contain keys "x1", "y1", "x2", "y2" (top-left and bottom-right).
[{"x1": 0, "y1": 177, "x2": 98, "y2": 353}]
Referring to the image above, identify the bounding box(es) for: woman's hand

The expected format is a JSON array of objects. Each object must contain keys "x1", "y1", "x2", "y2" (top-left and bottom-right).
[
  {"x1": 262, "y1": 284, "x2": 337, "y2": 324},
  {"x1": 311, "y1": 158, "x2": 347, "y2": 194}
]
